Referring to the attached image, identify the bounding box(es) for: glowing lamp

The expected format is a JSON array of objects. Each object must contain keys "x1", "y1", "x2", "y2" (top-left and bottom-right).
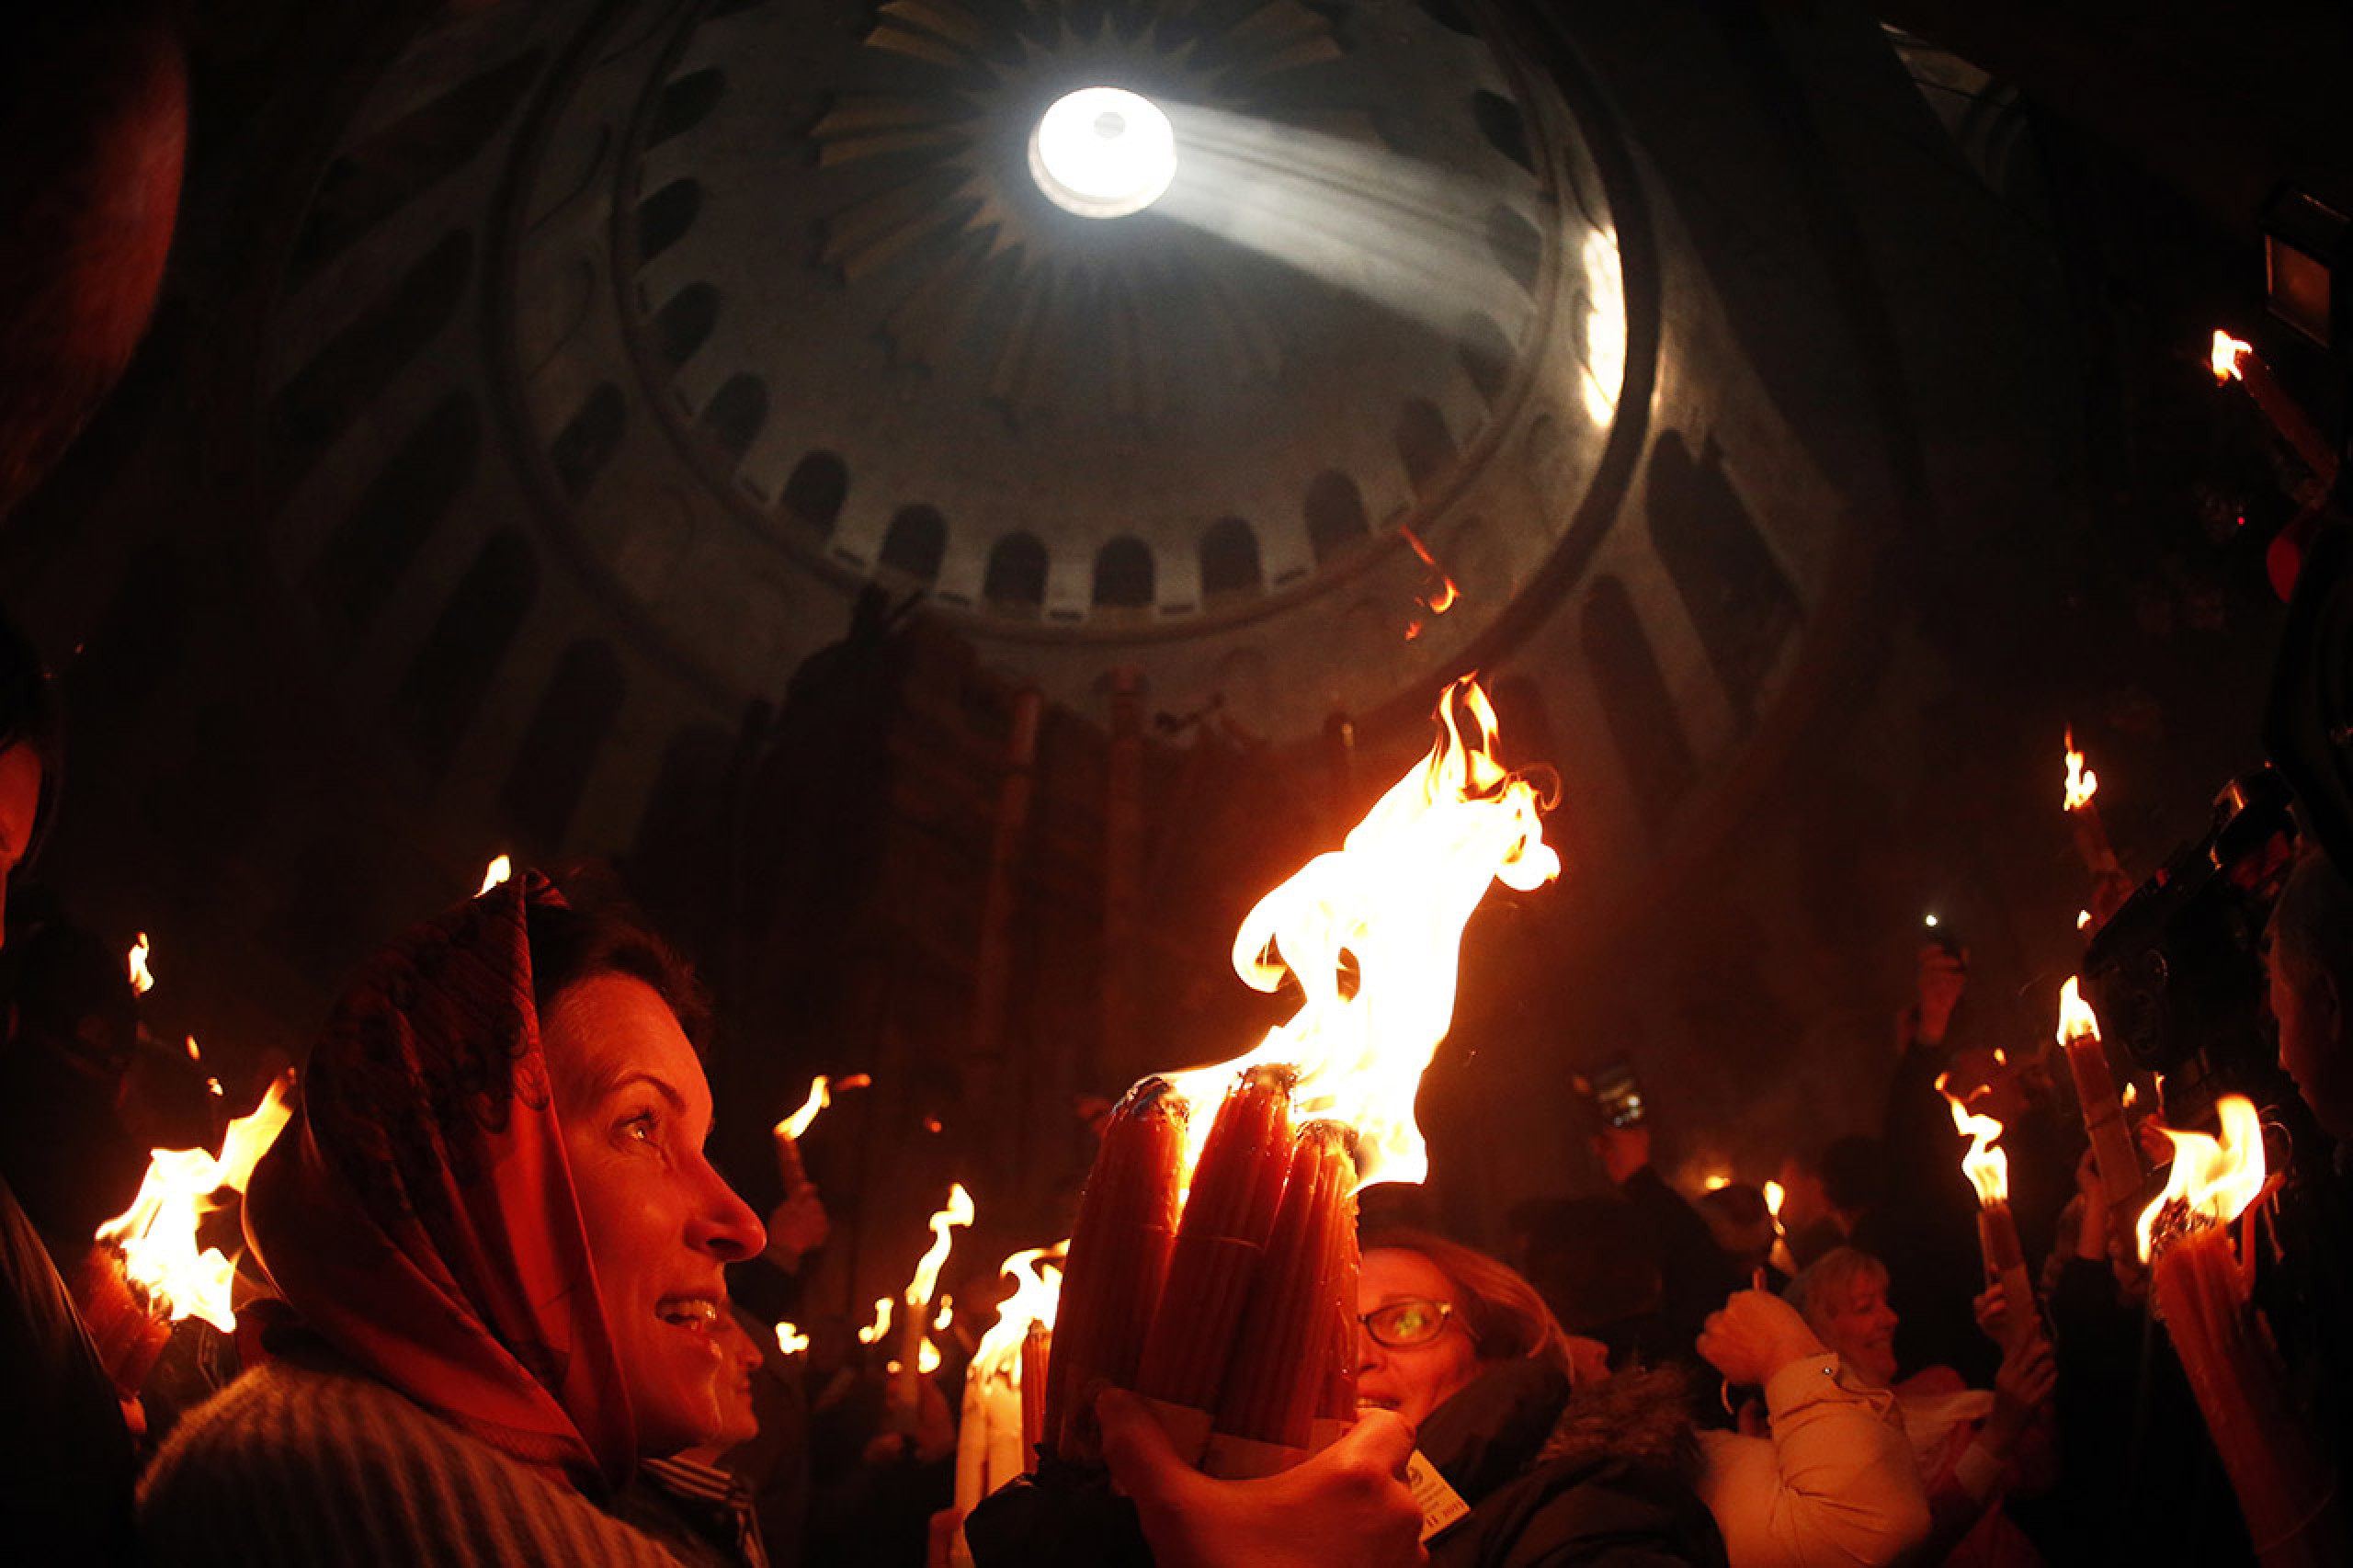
[{"x1": 1029, "y1": 87, "x2": 1177, "y2": 220}]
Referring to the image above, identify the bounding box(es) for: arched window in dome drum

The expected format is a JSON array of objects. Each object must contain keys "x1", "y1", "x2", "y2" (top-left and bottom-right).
[
  {"x1": 494, "y1": 639, "x2": 624, "y2": 855},
  {"x1": 1199, "y1": 517, "x2": 1262, "y2": 597},
  {"x1": 1093, "y1": 537, "x2": 1154, "y2": 609},
  {"x1": 1303, "y1": 472, "x2": 1370, "y2": 563},
  {"x1": 650, "y1": 283, "x2": 720, "y2": 367},
  {"x1": 1579, "y1": 575, "x2": 1695, "y2": 836},
  {"x1": 290, "y1": 52, "x2": 546, "y2": 282},
  {"x1": 1395, "y1": 400, "x2": 1457, "y2": 497},
  {"x1": 782, "y1": 450, "x2": 848, "y2": 536},
  {"x1": 392, "y1": 530, "x2": 539, "y2": 774},
  {"x1": 1457, "y1": 312, "x2": 1514, "y2": 405},
  {"x1": 274, "y1": 230, "x2": 472, "y2": 474},
  {"x1": 633, "y1": 178, "x2": 700, "y2": 265},
  {"x1": 648, "y1": 68, "x2": 725, "y2": 148},
  {"x1": 880, "y1": 505, "x2": 947, "y2": 583},
  {"x1": 699, "y1": 373, "x2": 767, "y2": 462},
  {"x1": 983, "y1": 533, "x2": 1048, "y2": 611},
  {"x1": 1646, "y1": 432, "x2": 1800, "y2": 730},
  {"x1": 1471, "y1": 89, "x2": 1533, "y2": 174},
  {"x1": 549, "y1": 383, "x2": 626, "y2": 500},
  {"x1": 1484, "y1": 204, "x2": 1540, "y2": 295},
  {"x1": 310, "y1": 393, "x2": 478, "y2": 634}
]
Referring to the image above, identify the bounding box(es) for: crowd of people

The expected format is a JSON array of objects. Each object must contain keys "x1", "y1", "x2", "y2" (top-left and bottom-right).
[
  {"x1": 5, "y1": 10, "x2": 2352, "y2": 1566},
  {"x1": 6, "y1": 597, "x2": 2353, "y2": 1565}
]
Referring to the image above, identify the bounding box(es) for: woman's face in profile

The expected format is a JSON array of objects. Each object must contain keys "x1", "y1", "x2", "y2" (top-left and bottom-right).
[{"x1": 544, "y1": 972, "x2": 765, "y2": 1456}]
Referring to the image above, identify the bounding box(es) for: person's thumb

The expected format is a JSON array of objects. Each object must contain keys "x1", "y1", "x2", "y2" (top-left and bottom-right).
[
  {"x1": 1097, "y1": 1387, "x2": 1194, "y2": 1504},
  {"x1": 1324, "y1": 1405, "x2": 1416, "y2": 1478}
]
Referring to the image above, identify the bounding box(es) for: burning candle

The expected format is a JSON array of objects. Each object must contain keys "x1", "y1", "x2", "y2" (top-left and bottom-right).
[
  {"x1": 1040, "y1": 1075, "x2": 1188, "y2": 1464},
  {"x1": 126, "y1": 933, "x2": 155, "y2": 996},
  {"x1": 955, "y1": 1245, "x2": 1063, "y2": 1522},
  {"x1": 769, "y1": 1071, "x2": 870, "y2": 1194},
  {"x1": 2063, "y1": 730, "x2": 2122, "y2": 881},
  {"x1": 1938, "y1": 1075, "x2": 2040, "y2": 1350},
  {"x1": 892, "y1": 1184, "x2": 972, "y2": 1426},
  {"x1": 2055, "y1": 978, "x2": 2143, "y2": 1232},
  {"x1": 2138, "y1": 1098, "x2": 2347, "y2": 1563},
  {"x1": 2211, "y1": 331, "x2": 2342, "y2": 490}
]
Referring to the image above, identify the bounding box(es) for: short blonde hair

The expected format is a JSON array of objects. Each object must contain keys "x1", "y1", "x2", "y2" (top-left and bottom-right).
[{"x1": 1784, "y1": 1246, "x2": 1889, "y2": 1339}]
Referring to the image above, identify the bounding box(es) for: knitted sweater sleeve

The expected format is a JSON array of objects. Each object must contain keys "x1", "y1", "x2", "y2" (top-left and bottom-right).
[{"x1": 138, "y1": 1359, "x2": 686, "y2": 1568}]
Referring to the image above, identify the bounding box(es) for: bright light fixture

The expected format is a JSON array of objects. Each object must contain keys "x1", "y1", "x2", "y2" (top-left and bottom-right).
[{"x1": 1029, "y1": 87, "x2": 1177, "y2": 220}]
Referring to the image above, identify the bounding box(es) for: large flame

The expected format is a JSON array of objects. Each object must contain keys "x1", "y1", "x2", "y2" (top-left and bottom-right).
[
  {"x1": 128, "y1": 933, "x2": 155, "y2": 996},
  {"x1": 2137, "y1": 1096, "x2": 2267, "y2": 1264},
  {"x1": 1164, "y1": 676, "x2": 1559, "y2": 1190},
  {"x1": 2056, "y1": 975, "x2": 2101, "y2": 1044},
  {"x1": 970, "y1": 1244, "x2": 1065, "y2": 1383},
  {"x1": 1762, "y1": 1180, "x2": 1785, "y2": 1220},
  {"x1": 2211, "y1": 330, "x2": 2251, "y2": 383},
  {"x1": 94, "y1": 1071, "x2": 297, "y2": 1331},
  {"x1": 478, "y1": 855, "x2": 512, "y2": 896},
  {"x1": 1937, "y1": 1074, "x2": 2008, "y2": 1206},
  {"x1": 2063, "y1": 730, "x2": 2098, "y2": 812}
]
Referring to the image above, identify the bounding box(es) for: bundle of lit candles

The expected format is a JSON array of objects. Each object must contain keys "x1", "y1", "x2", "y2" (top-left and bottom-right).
[{"x1": 1028, "y1": 676, "x2": 1558, "y2": 1488}]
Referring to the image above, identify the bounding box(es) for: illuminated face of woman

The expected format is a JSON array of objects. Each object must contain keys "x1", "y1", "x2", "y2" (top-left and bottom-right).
[
  {"x1": 1811, "y1": 1267, "x2": 1900, "y2": 1388},
  {"x1": 1355, "y1": 1247, "x2": 1482, "y2": 1428},
  {"x1": 545, "y1": 973, "x2": 766, "y2": 1456}
]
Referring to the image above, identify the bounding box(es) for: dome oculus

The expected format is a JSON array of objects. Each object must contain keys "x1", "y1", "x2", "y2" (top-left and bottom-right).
[{"x1": 1028, "y1": 86, "x2": 1177, "y2": 220}]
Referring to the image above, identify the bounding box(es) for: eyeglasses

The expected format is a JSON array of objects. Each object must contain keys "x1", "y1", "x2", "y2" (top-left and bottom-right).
[{"x1": 1358, "y1": 1297, "x2": 1475, "y2": 1348}]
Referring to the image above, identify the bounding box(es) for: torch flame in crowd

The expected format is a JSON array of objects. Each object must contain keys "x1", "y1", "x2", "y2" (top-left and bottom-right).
[
  {"x1": 2063, "y1": 731, "x2": 2098, "y2": 812},
  {"x1": 2137, "y1": 1096, "x2": 2268, "y2": 1264},
  {"x1": 858, "y1": 1296, "x2": 895, "y2": 1346},
  {"x1": 2211, "y1": 330, "x2": 2252, "y2": 383},
  {"x1": 478, "y1": 855, "x2": 512, "y2": 896},
  {"x1": 1937, "y1": 1074, "x2": 2009, "y2": 1207},
  {"x1": 2057, "y1": 975, "x2": 2100, "y2": 1044},
  {"x1": 970, "y1": 1245, "x2": 1065, "y2": 1381},
  {"x1": 127, "y1": 933, "x2": 155, "y2": 995},
  {"x1": 94, "y1": 1071, "x2": 297, "y2": 1331},
  {"x1": 1763, "y1": 1180, "x2": 1785, "y2": 1220},
  {"x1": 776, "y1": 1322, "x2": 810, "y2": 1356},
  {"x1": 1164, "y1": 676, "x2": 1559, "y2": 1190},
  {"x1": 778, "y1": 1075, "x2": 835, "y2": 1142}
]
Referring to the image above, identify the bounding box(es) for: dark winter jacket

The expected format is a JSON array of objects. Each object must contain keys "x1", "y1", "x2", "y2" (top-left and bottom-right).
[{"x1": 1423, "y1": 1359, "x2": 1728, "y2": 1568}]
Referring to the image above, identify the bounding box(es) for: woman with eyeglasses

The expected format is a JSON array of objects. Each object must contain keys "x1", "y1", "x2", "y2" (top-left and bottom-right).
[{"x1": 1358, "y1": 1228, "x2": 1728, "y2": 1567}]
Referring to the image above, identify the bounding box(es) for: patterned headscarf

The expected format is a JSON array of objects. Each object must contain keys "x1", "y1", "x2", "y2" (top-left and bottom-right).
[{"x1": 243, "y1": 871, "x2": 636, "y2": 1492}]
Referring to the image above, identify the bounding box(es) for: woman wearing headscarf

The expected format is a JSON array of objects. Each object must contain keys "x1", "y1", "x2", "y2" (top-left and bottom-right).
[
  {"x1": 1358, "y1": 1227, "x2": 1726, "y2": 1567},
  {"x1": 138, "y1": 875, "x2": 765, "y2": 1563}
]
